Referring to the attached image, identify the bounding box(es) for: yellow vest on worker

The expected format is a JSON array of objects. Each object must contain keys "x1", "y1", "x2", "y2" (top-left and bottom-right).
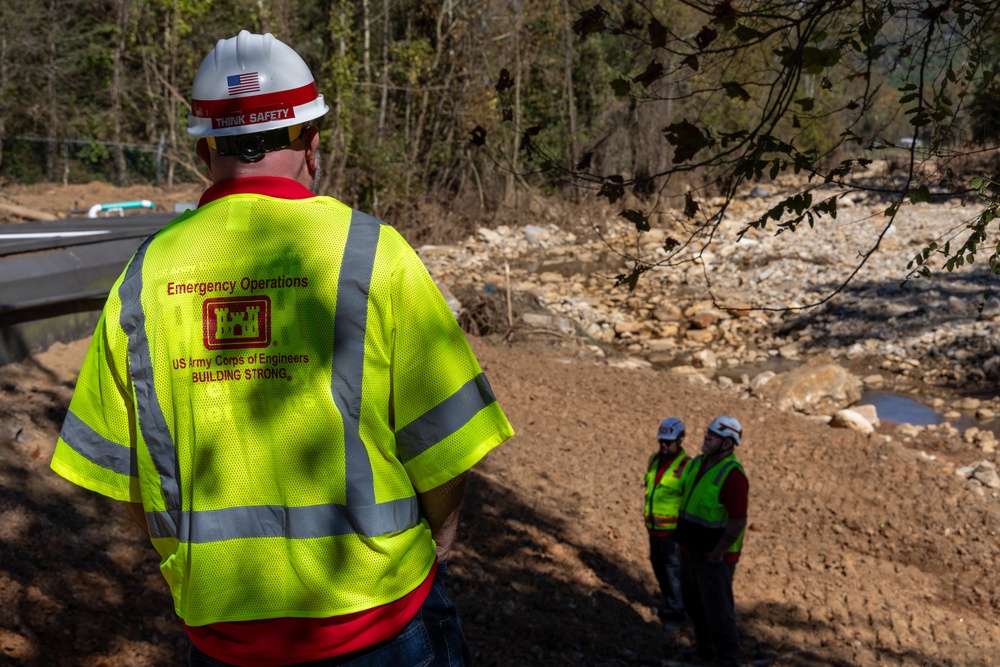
[
  {"x1": 676, "y1": 454, "x2": 745, "y2": 554},
  {"x1": 50, "y1": 192, "x2": 513, "y2": 625},
  {"x1": 643, "y1": 452, "x2": 690, "y2": 532}
]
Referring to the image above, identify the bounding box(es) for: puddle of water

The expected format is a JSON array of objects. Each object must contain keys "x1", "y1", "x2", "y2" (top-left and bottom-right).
[{"x1": 858, "y1": 391, "x2": 1000, "y2": 436}]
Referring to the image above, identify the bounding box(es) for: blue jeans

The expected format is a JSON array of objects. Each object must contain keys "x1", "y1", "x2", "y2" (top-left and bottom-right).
[
  {"x1": 188, "y1": 562, "x2": 471, "y2": 667},
  {"x1": 649, "y1": 534, "x2": 684, "y2": 622}
]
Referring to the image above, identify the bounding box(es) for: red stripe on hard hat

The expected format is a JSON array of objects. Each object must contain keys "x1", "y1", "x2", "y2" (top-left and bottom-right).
[{"x1": 191, "y1": 82, "x2": 319, "y2": 119}]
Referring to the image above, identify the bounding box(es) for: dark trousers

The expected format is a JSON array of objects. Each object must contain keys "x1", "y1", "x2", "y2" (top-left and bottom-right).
[
  {"x1": 680, "y1": 553, "x2": 740, "y2": 666},
  {"x1": 188, "y1": 562, "x2": 471, "y2": 667},
  {"x1": 649, "y1": 534, "x2": 684, "y2": 622}
]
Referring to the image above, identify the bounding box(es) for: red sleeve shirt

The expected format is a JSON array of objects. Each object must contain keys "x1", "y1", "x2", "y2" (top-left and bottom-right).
[{"x1": 718, "y1": 468, "x2": 748, "y2": 520}]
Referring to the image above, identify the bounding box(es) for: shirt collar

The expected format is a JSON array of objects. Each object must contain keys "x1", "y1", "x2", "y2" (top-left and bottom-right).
[{"x1": 198, "y1": 177, "x2": 316, "y2": 207}]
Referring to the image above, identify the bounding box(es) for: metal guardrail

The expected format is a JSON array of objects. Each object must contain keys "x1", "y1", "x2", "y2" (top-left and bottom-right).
[
  {"x1": 0, "y1": 290, "x2": 109, "y2": 328},
  {"x1": 0, "y1": 213, "x2": 176, "y2": 364}
]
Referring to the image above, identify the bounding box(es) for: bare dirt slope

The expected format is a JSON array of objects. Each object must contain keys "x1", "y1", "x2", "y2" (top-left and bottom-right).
[{"x1": 2, "y1": 334, "x2": 999, "y2": 667}]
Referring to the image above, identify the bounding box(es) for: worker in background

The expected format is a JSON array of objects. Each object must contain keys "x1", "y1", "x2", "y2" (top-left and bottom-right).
[
  {"x1": 50, "y1": 30, "x2": 514, "y2": 667},
  {"x1": 643, "y1": 417, "x2": 691, "y2": 633},
  {"x1": 674, "y1": 416, "x2": 749, "y2": 667}
]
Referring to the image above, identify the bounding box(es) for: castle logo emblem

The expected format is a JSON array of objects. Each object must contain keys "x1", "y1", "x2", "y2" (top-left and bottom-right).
[{"x1": 202, "y1": 296, "x2": 271, "y2": 350}]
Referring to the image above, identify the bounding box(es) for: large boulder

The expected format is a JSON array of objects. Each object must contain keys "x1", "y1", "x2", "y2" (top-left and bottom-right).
[{"x1": 755, "y1": 356, "x2": 863, "y2": 415}]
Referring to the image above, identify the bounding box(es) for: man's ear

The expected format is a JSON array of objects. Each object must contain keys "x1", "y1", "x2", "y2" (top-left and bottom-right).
[
  {"x1": 196, "y1": 138, "x2": 212, "y2": 172},
  {"x1": 304, "y1": 124, "x2": 320, "y2": 174}
]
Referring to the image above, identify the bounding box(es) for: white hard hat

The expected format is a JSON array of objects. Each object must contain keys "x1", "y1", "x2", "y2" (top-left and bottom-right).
[
  {"x1": 187, "y1": 30, "x2": 329, "y2": 138},
  {"x1": 707, "y1": 415, "x2": 742, "y2": 445},
  {"x1": 657, "y1": 417, "x2": 685, "y2": 442}
]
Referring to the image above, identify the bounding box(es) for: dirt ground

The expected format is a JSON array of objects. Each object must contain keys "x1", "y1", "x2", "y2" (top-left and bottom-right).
[{"x1": 4, "y1": 183, "x2": 1000, "y2": 666}]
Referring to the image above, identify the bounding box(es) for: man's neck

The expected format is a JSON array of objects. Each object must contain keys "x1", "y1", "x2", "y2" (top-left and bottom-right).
[{"x1": 703, "y1": 449, "x2": 732, "y2": 468}]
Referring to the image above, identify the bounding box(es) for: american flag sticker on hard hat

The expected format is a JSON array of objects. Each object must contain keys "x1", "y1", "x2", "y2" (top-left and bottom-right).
[{"x1": 227, "y1": 72, "x2": 260, "y2": 96}]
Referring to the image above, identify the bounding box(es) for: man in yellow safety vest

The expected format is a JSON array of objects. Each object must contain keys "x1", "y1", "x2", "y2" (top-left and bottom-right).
[
  {"x1": 643, "y1": 417, "x2": 691, "y2": 633},
  {"x1": 50, "y1": 30, "x2": 513, "y2": 667},
  {"x1": 674, "y1": 415, "x2": 749, "y2": 667}
]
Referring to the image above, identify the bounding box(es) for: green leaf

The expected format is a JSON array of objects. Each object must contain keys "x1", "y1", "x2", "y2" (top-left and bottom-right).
[
  {"x1": 620, "y1": 209, "x2": 650, "y2": 232},
  {"x1": 800, "y1": 46, "x2": 841, "y2": 74},
  {"x1": 722, "y1": 82, "x2": 751, "y2": 101},
  {"x1": 794, "y1": 97, "x2": 815, "y2": 112},
  {"x1": 598, "y1": 175, "x2": 626, "y2": 204},
  {"x1": 734, "y1": 24, "x2": 763, "y2": 42},
  {"x1": 648, "y1": 18, "x2": 667, "y2": 48},
  {"x1": 610, "y1": 78, "x2": 631, "y2": 97},
  {"x1": 469, "y1": 125, "x2": 486, "y2": 147},
  {"x1": 495, "y1": 69, "x2": 514, "y2": 93},
  {"x1": 684, "y1": 192, "x2": 699, "y2": 218},
  {"x1": 681, "y1": 54, "x2": 700, "y2": 71},
  {"x1": 909, "y1": 185, "x2": 932, "y2": 204},
  {"x1": 695, "y1": 26, "x2": 718, "y2": 50},
  {"x1": 632, "y1": 60, "x2": 665, "y2": 88},
  {"x1": 663, "y1": 120, "x2": 714, "y2": 163},
  {"x1": 572, "y1": 5, "x2": 610, "y2": 40}
]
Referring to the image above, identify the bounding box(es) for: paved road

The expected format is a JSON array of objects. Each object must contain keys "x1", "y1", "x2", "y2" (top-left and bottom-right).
[{"x1": 0, "y1": 212, "x2": 177, "y2": 363}]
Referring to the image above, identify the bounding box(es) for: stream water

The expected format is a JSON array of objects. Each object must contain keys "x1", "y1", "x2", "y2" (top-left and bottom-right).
[{"x1": 857, "y1": 391, "x2": 1000, "y2": 436}]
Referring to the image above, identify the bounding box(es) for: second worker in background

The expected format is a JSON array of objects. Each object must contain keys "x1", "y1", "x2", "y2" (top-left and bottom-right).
[{"x1": 643, "y1": 417, "x2": 691, "y2": 633}]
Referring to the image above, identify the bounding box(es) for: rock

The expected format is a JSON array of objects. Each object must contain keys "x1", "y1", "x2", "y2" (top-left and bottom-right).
[
  {"x1": 778, "y1": 342, "x2": 801, "y2": 359},
  {"x1": 692, "y1": 349, "x2": 717, "y2": 369},
  {"x1": 754, "y1": 357, "x2": 863, "y2": 415},
  {"x1": 685, "y1": 329, "x2": 716, "y2": 344},
  {"x1": 477, "y1": 227, "x2": 503, "y2": 244},
  {"x1": 523, "y1": 225, "x2": 551, "y2": 245},
  {"x1": 645, "y1": 338, "x2": 676, "y2": 353},
  {"x1": 653, "y1": 303, "x2": 684, "y2": 322},
  {"x1": 970, "y1": 461, "x2": 1000, "y2": 489},
  {"x1": 852, "y1": 403, "x2": 880, "y2": 428},
  {"x1": 862, "y1": 374, "x2": 886, "y2": 388},
  {"x1": 725, "y1": 303, "x2": 752, "y2": 318},
  {"x1": 830, "y1": 409, "x2": 875, "y2": 435},
  {"x1": 749, "y1": 371, "x2": 776, "y2": 393},
  {"x1": 614, "y1": 320, "x2": 643, "y2": 335},
  {"x1": 688, "y1": 310, "x2": 720, "y2": 329},
  {"x1": 976, "y1": 408, "x2": 996, "y2": 421},
  {"x1": 437, "y1": 283, "x2": 463, "y2": 318}
]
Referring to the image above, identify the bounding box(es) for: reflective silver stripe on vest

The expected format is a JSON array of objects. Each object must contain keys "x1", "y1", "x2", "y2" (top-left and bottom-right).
[
  {"x1": 144, "y1": 496, "x2": 421, "y2": 542},
  {"x1": 677, "y1": 511, "x2": 728, "y2": 529},
  {"x1": 119, "y1": 237, "x2": 182, "y2": 538},
  {"x1": 59, "y1": 410, "x2": 137, "y2": 478},
  {"x1": 329, "y1": 209, "x2": 419, "y2": 536},
  {"x1": 396, "y1": 373, "x2": 497, "y2": 463},
  {"x1": 712, "y1": 460, "x2": 738, "y2": 485}
]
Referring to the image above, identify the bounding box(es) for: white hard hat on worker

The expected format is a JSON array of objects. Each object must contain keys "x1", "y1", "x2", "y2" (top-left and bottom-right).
[
  {"x1": 188, "y1": 30, "x2": 328, "y2": 137},
  {"x1": 187, "y1": 30, "x2": 329, "y2": 162},
  {"x1": 703, "y1": 415, "x2": 742, "y2": 455}
]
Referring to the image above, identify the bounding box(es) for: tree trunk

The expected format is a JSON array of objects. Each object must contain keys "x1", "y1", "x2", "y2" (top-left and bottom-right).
[
  {"x1": 507, "y1": 1, "x2": 523, "y2": 207},
  {"x1": 362, "y1": 0, "x2": 371, "y2": 83},
  {"x1": 166, "y1": 0, "x2": 178, "y2": 187},
  {"x1": 563, "y1": 1, "x2": 578, "y2": 201},
  {"x1": 0, "y1": 34, "x2": 7, "y2": 172},
  {"x1": 111, "y1": 0, "x2": 129, "y2": 186},
  {"x1": 377, "y1": 0, "x2": 390, "y2": 140},
  {"x1": 45, "y1": 0, "x2": 58, "y2": 181}
]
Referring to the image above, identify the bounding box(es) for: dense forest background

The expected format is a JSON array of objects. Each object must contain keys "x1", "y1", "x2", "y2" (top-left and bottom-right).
[{"x1": 2, "y1": 0, "x2": 1000, "y2": 253}]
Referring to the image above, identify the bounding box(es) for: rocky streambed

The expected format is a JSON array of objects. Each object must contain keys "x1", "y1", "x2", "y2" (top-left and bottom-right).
[{"x1": 418, "y1": 181, "x2": 1000, "y2": 478}]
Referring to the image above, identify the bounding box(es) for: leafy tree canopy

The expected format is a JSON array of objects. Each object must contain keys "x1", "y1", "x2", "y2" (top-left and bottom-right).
[{"x1": 479, "y1": 0, "x2": 1000, "y2": 306}]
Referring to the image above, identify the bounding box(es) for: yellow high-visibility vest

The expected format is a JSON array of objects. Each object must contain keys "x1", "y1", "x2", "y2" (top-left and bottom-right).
[
  {"x1": 643, "y1": 452, "x2": 690, "y2": 532},
  {"x1": 51, "y1": 192, "x2": 513, "y2": 625},
  {"x1": 676, "y1": 454, "x2": 745, "y2": 554}
]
